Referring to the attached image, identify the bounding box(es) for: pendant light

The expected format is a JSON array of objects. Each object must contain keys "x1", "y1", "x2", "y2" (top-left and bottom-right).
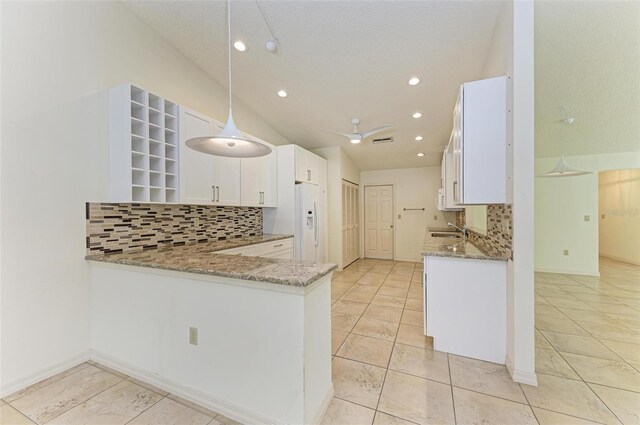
[
  {"x1": 538, "y1": 106, "x2": 591, "y2": 178},
  {"x1": 186, "y1": 0, "x2": 271, "y2": 158}
]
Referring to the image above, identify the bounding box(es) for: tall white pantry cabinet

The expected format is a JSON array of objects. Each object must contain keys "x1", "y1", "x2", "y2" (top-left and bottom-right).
[{"x1": 109, "y1": 84, "x2": 180, "y2": 203}]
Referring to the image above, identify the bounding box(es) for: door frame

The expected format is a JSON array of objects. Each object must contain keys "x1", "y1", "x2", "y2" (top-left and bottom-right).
[{"x1": 362, "y1": 184, "x2": 395, "y2": 260}]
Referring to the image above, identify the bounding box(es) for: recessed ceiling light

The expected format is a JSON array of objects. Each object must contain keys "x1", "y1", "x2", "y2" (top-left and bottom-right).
[
  {"x1": 417, "y1": 152, "x2": 425, "y2": 157},
  {"x1": 350, "y1": 139, "x2": 361, "y2": 144},
  {"x1": 408, "y1": 77, "x2": 420, "y2": 86},
  {"x1": 412, "y1": 112, "x2": 422, "y2": 119},
  {"x1": 277, "y1": 90, "x2": 288, "y2": 98},
  {"x1": 233, "y1": 40, "x2": 247, "y2": 52},
  {"x1": 414, "y1": 136, "x2": 423, "y2": 141}
]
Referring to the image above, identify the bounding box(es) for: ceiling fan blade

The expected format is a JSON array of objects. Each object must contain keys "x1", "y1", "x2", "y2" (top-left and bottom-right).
[
  {"x1": 323, "y1": 129, "x2": 358, "y2": 139},
  {"x1": 361, "y1": 126, "x2": 392, "y2": 138}
]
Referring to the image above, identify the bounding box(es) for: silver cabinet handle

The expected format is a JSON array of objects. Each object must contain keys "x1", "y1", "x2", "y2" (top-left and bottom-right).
[
  {"x1": 211, "y1": 185, "x2": 215, "y2": 202},
  {"x1": 273, "y1": 243, "x2": 283, "y2": 248},
  {"x1": 216, "y1": 186, "x2": 220, "y2": 202},
  {"x1": 262, "y1": 192, "x2": 265, "y2": 204},
  {"x1": 307, "y1": 170, "x2": 311, "y2": 181}
]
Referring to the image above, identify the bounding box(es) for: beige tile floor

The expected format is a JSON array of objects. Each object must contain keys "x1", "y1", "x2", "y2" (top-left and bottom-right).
[
  {"x1": 2, "y1": 257, "x2": 638, "y2": 424},
  {"x1": 322, "y1": 257, "x2": 640, "y2": 425}
]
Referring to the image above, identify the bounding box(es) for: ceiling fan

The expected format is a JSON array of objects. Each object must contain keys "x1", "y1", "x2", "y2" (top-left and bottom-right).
[{"x1": 327, "y1": 118, "x2": 392, "y2": 144}]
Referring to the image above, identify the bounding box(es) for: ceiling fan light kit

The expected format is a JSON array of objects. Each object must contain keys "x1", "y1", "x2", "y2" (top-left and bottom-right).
[
  {"x1": 538, "y1": 106, "x2": 592, "y2": 178},
  {"x1": 186, "y1": 0, "x2": 271, "y2": 158},
  {"x1": 327, "y1": 118, "x2": 392, "y2": 145}
]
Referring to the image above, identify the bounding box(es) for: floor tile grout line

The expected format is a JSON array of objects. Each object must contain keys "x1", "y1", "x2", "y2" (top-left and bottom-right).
[
  {"x1": 36, "y1": 370, "x2": 127, "y2": 425},
  {"x1": 4, "y1": 363, "x2": 92, "y2": 405},
  {"x1": 447, "y1": 354, "x2": 458, "y2": 425},
  {"x1": 122, "y1": 395, "x2": 168, "y2": 425}
]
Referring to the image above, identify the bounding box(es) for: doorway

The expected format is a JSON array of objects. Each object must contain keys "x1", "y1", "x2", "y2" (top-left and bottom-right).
[
  {"x1": 364, "y1": 185, "x2": 394, "y2": 260},
  {"x1": 598, "y1": 168, "x2": 640, "y2": 265}
]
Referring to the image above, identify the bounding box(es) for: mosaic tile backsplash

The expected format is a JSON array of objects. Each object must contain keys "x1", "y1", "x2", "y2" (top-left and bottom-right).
[
  {"x1": 86, "y1": 203, "x2": 263, "y2": 254},
  {"x1": 456, "y1": 204, "x2": 512, "y2": 259}
]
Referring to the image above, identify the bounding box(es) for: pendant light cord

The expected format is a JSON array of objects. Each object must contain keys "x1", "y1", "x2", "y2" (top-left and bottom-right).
[
  {"x1": 559, "y1": 105, "x2": 566, "y2": 157},
  {"x1": 227, "y1": 0, "x2": 233, "y2": 113}
]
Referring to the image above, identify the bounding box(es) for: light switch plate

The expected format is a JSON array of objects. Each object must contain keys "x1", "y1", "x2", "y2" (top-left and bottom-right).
[
  {"x1": 189, "y1": 327, "x2": 198, "y2": 345},
  {"x1": 584, "y1": 215, "x2": 590, "y2": 222},
  {"x1": 563, "y1": 249, "x2": 569, "y2": 256}
]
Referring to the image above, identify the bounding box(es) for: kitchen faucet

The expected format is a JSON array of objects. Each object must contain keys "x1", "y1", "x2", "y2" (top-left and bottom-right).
[{"x1": 447, "y1": 222, "x2": 468, "y2": 240}]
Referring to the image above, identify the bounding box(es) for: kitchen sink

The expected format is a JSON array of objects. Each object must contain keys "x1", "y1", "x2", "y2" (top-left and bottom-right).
[{"x1": 431, "y1": 233, "x2": 461, "y2": 239}]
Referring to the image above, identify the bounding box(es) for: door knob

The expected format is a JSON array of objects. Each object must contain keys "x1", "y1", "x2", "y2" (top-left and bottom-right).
[{"x1": 390, "y1": 225, "x2": 394, "y2": 228}]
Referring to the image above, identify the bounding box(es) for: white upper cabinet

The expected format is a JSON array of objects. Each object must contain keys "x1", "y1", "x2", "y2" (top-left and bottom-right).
[
  {"x1": 213, "y1": 156, "x2": 241, "y2": 206},
  {"x1": 179, "y1": 108, "x2": 216, "y2": 204},
  {"x1": 294, "y1": 145, "x2": 320, "y2": 185},
  {"x1": 109, "y1": 84, "x2": 180, "y2": 203},
  {"x1": 452, "y1": 76, "x2": 508, "y2": 205},
  {"x1": 241, "y1": 147, "x2": 277, "y2": 207},
  {"x1": 437, "y1": 144, "x2": 462, "y2": 211},
  {"x1": 179, "y1": 107, "x2": 277, "y2": 207}
]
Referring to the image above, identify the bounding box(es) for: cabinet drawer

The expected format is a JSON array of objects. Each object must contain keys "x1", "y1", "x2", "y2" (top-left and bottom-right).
[
  {"x1": 262, "y1": 248, "x2": 294, "y2": 260},
  {"x1": 217, "y1": 245, "x2": 258, "y2": 256},
  {"x1": 255, "y1": 238, "x2": 294, "y2": 256}
]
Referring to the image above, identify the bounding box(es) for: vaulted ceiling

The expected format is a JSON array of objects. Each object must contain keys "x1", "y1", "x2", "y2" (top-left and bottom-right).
[{"x1": 123, "y1": 1, "x2": 502, "y2": 170}]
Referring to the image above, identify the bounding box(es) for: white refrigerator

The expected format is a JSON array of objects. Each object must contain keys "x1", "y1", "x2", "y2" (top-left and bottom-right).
[{"x1": 294, "y1": 182, "x2": 326, "y2": 263}]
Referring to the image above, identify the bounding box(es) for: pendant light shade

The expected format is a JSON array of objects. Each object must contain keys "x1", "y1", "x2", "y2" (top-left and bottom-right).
[
  {"x1": 185, "y1": 0, "x2": 271, "y2": 158},
  {"x1": 538, "y1": 106, "x2": 592, "y2": 178}
]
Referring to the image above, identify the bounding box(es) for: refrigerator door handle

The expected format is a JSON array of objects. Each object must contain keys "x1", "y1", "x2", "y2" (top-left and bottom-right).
[{"x1": 313, "y1": 201, "x2": 319, "y2": 247}]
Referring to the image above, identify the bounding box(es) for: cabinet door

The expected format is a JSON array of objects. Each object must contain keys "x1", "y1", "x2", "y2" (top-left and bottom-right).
[
  {"x1": 260, "y1": 150, "x2": 278, "y2": 207},
  {"x1": 307, "y1": 152, "x2": 319, "y2": 184},
  {"x1": 452, "y1": 87, "x2": 463, "y2": 204},
  {"x1": 294, "y1": 145, "x2": 308, "y2": 182},
  {"x1": 179, "y1": 109, "x2": 215, "y2": 204},
  {"x1": 240, "y1": 157, "x2": 261, "y2": 206},
  {"x1": 213, "y1": 156, "x2": 241, "y2": 206}
]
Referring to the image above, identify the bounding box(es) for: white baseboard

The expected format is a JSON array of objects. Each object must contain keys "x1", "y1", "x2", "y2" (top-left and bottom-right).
[
  {"x1": 534, "y1": 267, "x2": 600, "y2": 277},
  {"x1": 91, "y1": 350, "x2": 330, "y2": 425},
  {"x1": 599, "y1": 254, "x2": 640, "y2": 267},
  {"x1": 308, "y1": 385, "x2": 334, "y2": 425},
  {"x1": 0, "y1": 350, "x2": 90, "y2": 398},
  {"x1": 505, "y1": 356, "x2": 538, "y2": 387}
]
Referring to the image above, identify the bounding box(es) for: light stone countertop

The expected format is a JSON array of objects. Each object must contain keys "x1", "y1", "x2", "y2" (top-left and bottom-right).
[
  {"x1": 422, "y1": 228, "x2": 508, "y2": 261},
  {"x1": 85, "y1": 234, "x2": 337, "y2": 287}
]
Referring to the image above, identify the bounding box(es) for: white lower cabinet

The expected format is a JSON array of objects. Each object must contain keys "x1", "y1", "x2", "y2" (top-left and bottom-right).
[
  {"x1": 217, "y1": 238, "x2": 294, "y2": 260},
  {"x1": 425, "y1": 255, "x2": 507, "y2": 364}
]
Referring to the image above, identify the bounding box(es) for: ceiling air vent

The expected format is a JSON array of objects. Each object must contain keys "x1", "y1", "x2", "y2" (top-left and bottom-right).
[{"x1": 372, "y1": 136, "x2": 394, "y2": 144}]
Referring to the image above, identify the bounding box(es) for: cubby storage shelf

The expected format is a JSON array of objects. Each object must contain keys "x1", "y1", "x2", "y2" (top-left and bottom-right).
[{"x1": 109, "y1": 84, "x2": 180, "y2": 203}]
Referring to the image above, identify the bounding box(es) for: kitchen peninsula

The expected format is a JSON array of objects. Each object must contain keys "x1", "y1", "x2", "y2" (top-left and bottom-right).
[
  {"x1": 422, "y1": 228, "x2": 509, "y2": 364},
  {"x1": 86, "y1": 233, "x2": 336, "y2": 425}
]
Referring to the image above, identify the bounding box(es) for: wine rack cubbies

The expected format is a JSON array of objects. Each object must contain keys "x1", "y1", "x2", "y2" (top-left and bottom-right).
[{"x1": 109, "y1": 84, "x2": 180, "y2": 203}]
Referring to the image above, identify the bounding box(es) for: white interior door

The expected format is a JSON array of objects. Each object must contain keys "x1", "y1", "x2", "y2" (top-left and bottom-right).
[{"x1": 364, "y1": 185, "x2": 394, "y2": 260}]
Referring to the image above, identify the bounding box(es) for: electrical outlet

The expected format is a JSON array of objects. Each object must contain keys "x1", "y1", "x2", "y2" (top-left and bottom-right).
[
  {"x1": 601, "y1": 214, "x2": 605, "y2": 219},
  {"x1": 563, "y1": 249, "x2": 569, "y2": 256},
  {"x1": 189, "y1": 327, "x2": 198, "y2": 345},
  {"x1": 584, "y1": 215, "x2": 590, "y2": 222},
  {"x1": 434, "y1": 215, "x2": 438, "y2": 220},
  {"x1": 398, "y1": 214, "x2": 401, "y2": 219}
]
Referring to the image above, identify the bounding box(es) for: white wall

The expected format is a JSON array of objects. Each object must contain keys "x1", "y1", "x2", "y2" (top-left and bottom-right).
[
  {"x1": 479, "y1": 0, "x2": 537, "y2": 385},
  {"x1": 313, "y1": 147, "x2": 360, "y2": 270},
  {"x1": 0, "y1": 1, "x2": 289, "y2": 393},
  {"x1": 359, "y1": 167, "x2": 454, "y2": 263},
  {"x1": 535, "y1": 152, "x2": 640, "y2": 275},
  {"x1": 599, "y1": 169, "x2": 640, "y2": 265}
]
